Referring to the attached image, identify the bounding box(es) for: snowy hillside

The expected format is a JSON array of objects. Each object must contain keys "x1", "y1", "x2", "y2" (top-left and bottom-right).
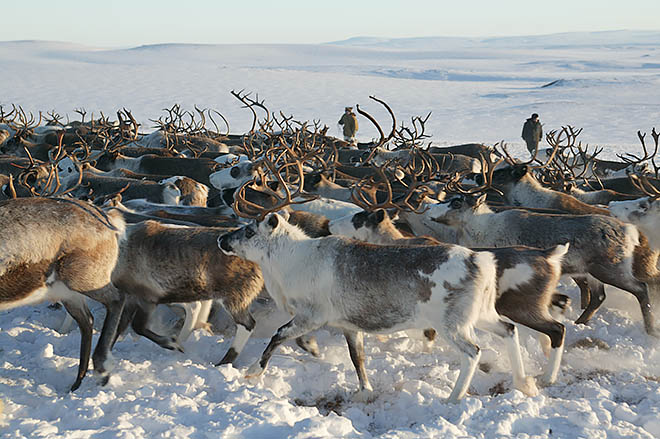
[
  {"x1": 1, "y1": 31, "x2": 660, "y2": 438},
  {"x1": 1, "y1": 31, "x2": 659, "y2": 158}
]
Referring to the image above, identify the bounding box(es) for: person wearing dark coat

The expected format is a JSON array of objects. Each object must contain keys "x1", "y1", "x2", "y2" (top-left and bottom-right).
[
  {"x1": 522, "y1": 113, "x2": 543, "y2": 158},
  {"x1": 338, "y1": 107, "x2": 358, "y2": 145}
]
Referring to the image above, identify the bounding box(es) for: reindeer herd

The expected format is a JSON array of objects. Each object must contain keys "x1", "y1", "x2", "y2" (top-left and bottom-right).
[{"x1": 1, "y1": 93, "x2": 659, "y2": 404}]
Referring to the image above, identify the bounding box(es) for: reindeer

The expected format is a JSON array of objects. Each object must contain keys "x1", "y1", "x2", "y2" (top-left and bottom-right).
[
  {"x1": 330, "y1": 208, "x2": 570, "y2": 385},
  {"x1": 93, "y1": 153, "x2": 217, "y2": 187},
  {"x1": 215, "y1": 157, "x2": 538, "y2": 402},
  {"x1": 426, "y1": 192, "x2": 660, "y2": 335},
  {"x1": 0, "y1": 197, "x2": 126, "y2": 391},
  {"x1": 108, "y1": 220, "x2": 265, "y2": 365},
  {"x1": 209, "y1": 156, "x2": 255, "y2": 192},
  {"x1": 219, "y1": 209, "x2": 539, "y2": 402},
  {"x1": 563, "y1": 182, "x2": 640, "y2": 205},
  {"x1": 69, "y1": 174, "x2": 182, "y2": 205},
  {"x1": 609, "y1": 175, "x2": 660, "y2": 251}
]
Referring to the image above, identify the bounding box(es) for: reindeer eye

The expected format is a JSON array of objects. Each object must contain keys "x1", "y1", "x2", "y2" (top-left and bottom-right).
[
  {"x1": 245, "y1": 227, "x2": 256, "y2": 239},
  {"x1": 230, "y1": 167, "x2": 240, "y2": 178},
  {"x1": 450, "y1": 198, "x2": 463, "y2": 209}
]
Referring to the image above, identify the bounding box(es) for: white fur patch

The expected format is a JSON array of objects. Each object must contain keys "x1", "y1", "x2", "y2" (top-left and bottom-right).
[
  {"x1": 290, "y1": 197, "x2": 361, "y2": 221},
  {"x1": 0, "y1": 280, "x2": 81, "y2": 311},
  {"x1": 159, "y1": 176, "x2": 183, "y2": 185},
  {"x1": 328, "y1": 213, "x2": 358, "y2": 237},
  {"x1": 161, "y1": 184, "x2": 182, "y2": 205},
  {"x1": 623, "y1": 224, "x2": 640, "y2": 254},
  {"x1": 499, "y1": 263, "x2": 535, "y2": 292},
  {"x1": 609, "y1": 198, "x2": 646, "y2": 222}
]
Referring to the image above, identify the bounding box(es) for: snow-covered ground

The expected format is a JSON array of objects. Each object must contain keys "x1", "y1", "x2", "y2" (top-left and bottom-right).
[{"x1": 1, "y1": 31, "x2": 660, "y2": 438}]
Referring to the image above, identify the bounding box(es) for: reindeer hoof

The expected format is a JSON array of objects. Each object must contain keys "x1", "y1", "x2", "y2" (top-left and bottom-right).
[
  {"x1": 296, "y1": 335, "x2": 320, "y2": 357},
  {"x1": 196, "y1": 322, "x2": 214, "y2": 335},
  {"x1": 514, "y1": 376, "x2": 539, "y2": 397},
  {"x1": 163, "y1": 337, "x2": 184, "y2": 353},
  {"x1": 352, "y1": 389, "x2": 376, "y2": 403},
  {"x1": 70, "y1": 379, "x2": 83, "y2": 392},
  {"x1": 574, "y1": 314, "x2": 590, "y2": 325},
  {"x1": 535, "y1": 372, "x2": 554, "y2": 388},
  {"x1": 245, "y1": 362, "x2": 265, "y2": 380}
]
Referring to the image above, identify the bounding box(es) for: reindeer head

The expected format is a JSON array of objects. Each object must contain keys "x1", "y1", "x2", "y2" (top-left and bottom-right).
[
  {"x1": 209, "y1": 159, "x2": 255, "y2": 192},
  {"x1": 218, "y1": 213, "x2": 287, "y2": 260},
  {"x1": 477, "y1": 164, "x2": 531, "y2": 189},
  {"x1": 329, "y1": 209, "x2": 389, "y2": 241},
  {"x1": 427, "y1": 194, "x2": 487, "y2": 226}
]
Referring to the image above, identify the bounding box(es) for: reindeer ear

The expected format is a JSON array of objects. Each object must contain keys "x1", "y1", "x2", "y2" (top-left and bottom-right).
[
  {"x1": 475, "y1": 194, "x2": 488, "y2": 207},
  {"x1": 369, "y1": 209, "x2": 386, "y2": 225},
  {"x1": 267, "y1": 213, "x2": 280, "y2": 230},
  {"x1": 305, "y1": 173, "x2": 322, "y2": 189},
  {"x1": 512, "y1": 165, "x2": 528, "y2": 179}
]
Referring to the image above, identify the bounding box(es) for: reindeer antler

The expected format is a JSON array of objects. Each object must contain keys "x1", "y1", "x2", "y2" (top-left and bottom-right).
[{"x1": 233, "y1": 158, "x2": 317, "y2": 221}]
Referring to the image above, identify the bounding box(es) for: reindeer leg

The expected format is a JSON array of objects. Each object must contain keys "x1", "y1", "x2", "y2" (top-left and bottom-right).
[
  {"x1": 216, "y1": 308, "x2": 256, "y2": 365},
  {"x1": 476, "y1": 318, "x2": 538, "y2": 397},
  {"x1": 575, "y1": 279, "x2": 606, "y2": 325},
  {"x1": 178, "y1": 301, "x2": 202, "y2": 343},
  {"x1": 344, "y1": 330, "x2": 373, "y2": 398},
  {"x1": 246, "y1": 315, "x2": 322, "y2": 379},
  {"x1": 444, "y1": 328, "x2": 482, "y2": 403},
  {"x1": 573, "y1": 277, "x2": 591, "y2": 310},
  {"x1": 131, "y1": 303, "x2": 184, "y2": 352},
  {"x1": 518, "y1": 319, "x2": 565, "y2": 386},
  {"x1": 61, "y1": 295, "x2": 94, "y2": 392},
  {"x1": 111, "y1": 301, "x2": 138, "y2": 349},
  {"x1": 92, "y1": 286, "x2": 126, "y2": 384},
  {"x1": 195, "y1": 299, "x2": 214, "y2": 334}
]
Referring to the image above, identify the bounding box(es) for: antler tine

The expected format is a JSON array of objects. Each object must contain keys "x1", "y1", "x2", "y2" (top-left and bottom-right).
[
  {"x1": 368, "y1": 96, "x2": 397, "y2": 144},
  {"x1": 74, "y1": 108, "x2": 87, "y2": 123},
  {"x1": 531, "y1": 127, "x2": 564, "y2": 169},
  {"x1": 446, "y1": 151, "x2": 504, "y2": 196},
  {"x1": 50, "y1": 154, "x2": 84, "y2": 198},
  {"x1": 0, "y1": 104, "x2": 18, "y2": 123},
  {"x1": 629, "y1": 174, "x2": 660, "y2": 199},
  {"x1": 493, "y1": 140, "x2": 516, "y2": 165},
  {"x1": 350, "y1": 166, "x2": 396, "y2": 212},
  {"x1": 396, "y1": 171, "x2": 434, "y2": 213},
  {"x1": 619, "y1": 129, "x2": 660, "y2": 165},
  {"x1": 633, "y1": 175, "x2": 656, "y2": 199},
  {"x1": 356, "y1": 103, "x2": 385, "y2": 145},
  {"x1": 231, "y1": 89, "x2": 258, "y2": 134},
  {"x1": 233, "y1": 157, "x2": 317, "y2": 221},
  {"x1": 356, "y1": 102, "x2": 389, "y2": 165},
  {"x1": 7, "y1": 174, "x2": 17, "y2": 199},
  {"x1": 208, "y1": 108, "x2": 230, "y2": 137}
]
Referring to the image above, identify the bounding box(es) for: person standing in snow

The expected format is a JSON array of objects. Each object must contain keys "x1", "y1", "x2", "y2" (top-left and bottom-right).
[
  {"x1": 522, "y1": 113, "x2": 543, "y2": 158},
  {"x1": 338, "y1": 106, "x2": 358, "y2": 146}
]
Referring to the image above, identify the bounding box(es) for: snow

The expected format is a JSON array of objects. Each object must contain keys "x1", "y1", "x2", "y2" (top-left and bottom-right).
[{"x1": 2, "y1": 31, "x2": 660, "y2": 438}]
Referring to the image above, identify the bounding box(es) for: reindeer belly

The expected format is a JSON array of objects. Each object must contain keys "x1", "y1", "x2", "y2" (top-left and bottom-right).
[{"x1": 0, "y1": 261, "x2": 78, "y2": 310}]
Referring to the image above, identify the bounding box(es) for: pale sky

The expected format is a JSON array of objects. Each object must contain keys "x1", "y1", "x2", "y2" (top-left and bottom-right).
[{"x1": 2, "y1": 0, "x2": 659, "y2": 47}]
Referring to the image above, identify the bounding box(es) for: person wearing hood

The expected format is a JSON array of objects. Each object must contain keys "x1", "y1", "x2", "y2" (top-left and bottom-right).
[
  {"x1": 338, "y1": 106, "x2": 358, "y2": 145},
  {"x1": 522, "y1": 113, "x2": 543, "y2": 158}
]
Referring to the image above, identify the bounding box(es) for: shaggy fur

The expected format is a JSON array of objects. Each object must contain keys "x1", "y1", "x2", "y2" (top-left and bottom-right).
[
  {"x1": 0, "y1": 198, "x2": 126, "y2": 390},
  {"x1": 110, "y1": 220, "x2": 264, "y2": 364},
  {"x1": 219, "y1": 213, "x2": 538, "y2": 402}
]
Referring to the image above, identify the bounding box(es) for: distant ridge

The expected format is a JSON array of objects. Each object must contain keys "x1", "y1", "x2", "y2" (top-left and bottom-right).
[
  {"x1": 327, "y1": 30, "x2": 660, "y2": 49},
  {"x1": 1, "y1": 30, "x2": 658, "y2": 52}
]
